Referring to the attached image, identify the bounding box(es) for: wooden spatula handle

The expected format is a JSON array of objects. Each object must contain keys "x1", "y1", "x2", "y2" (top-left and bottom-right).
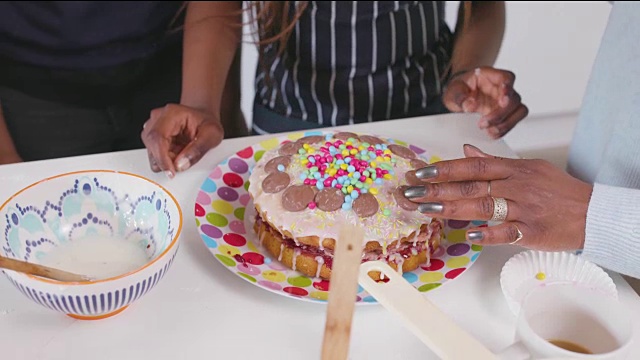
[
  {"x1": 0, "y1": 255, "x2": 91, "y2": 282},
  {"x1": 359, "y1": 261, "x2": 496, "y2": 360},
  {"x1": 321, "y1": 225, "x2": 365, "y2": 360}
]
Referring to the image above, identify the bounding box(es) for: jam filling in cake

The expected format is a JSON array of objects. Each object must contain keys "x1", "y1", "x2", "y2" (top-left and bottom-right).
[{"x1": 254, "y1": 214, "x2": 442, "y2": 278}]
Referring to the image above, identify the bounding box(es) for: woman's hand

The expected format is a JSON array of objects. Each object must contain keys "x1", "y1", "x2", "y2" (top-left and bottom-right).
[
  {"x1": 0, "y1": 107, "x2": 22, "y2": 165},
  {"x1": 0, "y1": 151, "x2": 22, "y2": 165},
  {"x1": 442, "y1": 67, "x2": 529, "y2": 139},
  {"x1": 141, "y1": 104, "x2": 224, "y2": 178},
  {"x1": 403, "y1": 145, "x2": 593, "y2": 251}
]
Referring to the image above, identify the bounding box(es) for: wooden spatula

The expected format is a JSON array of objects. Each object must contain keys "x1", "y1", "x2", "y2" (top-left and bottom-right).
[
  {"x1": 359, "y1": 260, "x2": 497, "y2": 360},
  {"x1": 321, "y1": 224, "x2": 365, "y2": 360},
  {"x1": 0, "y1": 255, "x2": 92, "y2": 282}
]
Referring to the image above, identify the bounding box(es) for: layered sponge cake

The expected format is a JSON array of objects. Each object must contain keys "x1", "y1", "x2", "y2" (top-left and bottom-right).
[{"x1": 247, "y1": 132, "x2": 443, "y2": 280}]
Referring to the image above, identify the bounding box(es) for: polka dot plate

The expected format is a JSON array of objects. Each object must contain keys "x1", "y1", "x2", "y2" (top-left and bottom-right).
[{"x1": 195, "y1": 131, "x2": 485, "y2": 304}]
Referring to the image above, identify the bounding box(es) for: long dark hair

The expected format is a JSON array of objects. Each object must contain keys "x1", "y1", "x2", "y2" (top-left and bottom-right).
[{"x1": 246, "y1": 2, "x2": 309, "y2": 58}]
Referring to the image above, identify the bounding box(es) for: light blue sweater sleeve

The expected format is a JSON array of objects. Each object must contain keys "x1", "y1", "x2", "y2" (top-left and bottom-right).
[
  {"x1": 566, "y1": 2, "x2": 640, "y2": 277},
  {"x1": 582, "y1": 184, "x2": 640, "y2": 278}
]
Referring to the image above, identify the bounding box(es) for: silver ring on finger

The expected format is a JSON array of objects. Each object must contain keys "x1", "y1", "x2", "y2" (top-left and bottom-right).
[
  {"x1": 491, "y1": 197, "x2": 508, "y2": 222},
  {"x1": 487, "y1": 181, "x2": 492, "y2": 196},
  {"x1": 509, "y1": 225, "x2": 524, "y2": 245}
]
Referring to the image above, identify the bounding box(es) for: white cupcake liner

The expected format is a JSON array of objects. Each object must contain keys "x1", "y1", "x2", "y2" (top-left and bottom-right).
[{"x1": 500, "y1": 250, "x2": 618, "y2": 316}]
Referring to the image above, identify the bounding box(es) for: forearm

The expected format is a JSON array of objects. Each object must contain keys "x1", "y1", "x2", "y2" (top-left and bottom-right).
[
  {"x1": 449, "y1": 1, "x2": 506, "y2": 75},
  {"x1": 219, "y1": 47, "x2": 249, "y2": 138},
  {"x1": 0, "y1": 104, "x2": 20, "y2": 160},
  {"x1": 582, "y1": 183, "x2": 640, "y2": 279},
  {"x1": 180, "y1": 1, "x2": 242, "y2": 115}
]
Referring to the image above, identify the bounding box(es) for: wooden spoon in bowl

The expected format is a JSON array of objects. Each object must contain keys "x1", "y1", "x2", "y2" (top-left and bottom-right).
[{"x1": 0, "y1": 255, "x2": 93, "y2": 282}]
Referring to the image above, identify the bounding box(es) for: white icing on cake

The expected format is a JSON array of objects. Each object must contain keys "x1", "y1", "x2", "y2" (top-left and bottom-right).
[{"x1": 247, "y1": 132, "x2": 432, "y2": 245}]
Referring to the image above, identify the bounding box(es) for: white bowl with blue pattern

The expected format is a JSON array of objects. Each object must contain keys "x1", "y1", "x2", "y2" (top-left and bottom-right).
[{"x1": 0, "y1": 170, "x2": 182, "y2": 320}]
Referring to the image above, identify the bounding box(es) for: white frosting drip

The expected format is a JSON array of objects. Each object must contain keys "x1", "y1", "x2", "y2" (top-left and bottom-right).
[
  {"x1": 248, "y1": 133, "x2": 432, "y2": 247},
  {"x1": 391, "y1": 254, "x2": 405, "y2": 275},
  {"x1": 315, "y1": 256, "x2": 325, "y2": 278},
  {"x1": 412, "y1": 227, "x2": 422, "y2": 247},
  {"x1": 259, "y1": 230, "x2": 267, "y2": 248},
  {"x1": 292, "y1": 249, "x2": 301, "y2": 271},
  {"x1": 277, "y1": 243, "x2": 285, "y2": 262}
]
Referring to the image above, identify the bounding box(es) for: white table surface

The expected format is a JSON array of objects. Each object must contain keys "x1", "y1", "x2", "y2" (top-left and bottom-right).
[{"x1": 1, "y1": 113, "x2": 638, "y2": 360}]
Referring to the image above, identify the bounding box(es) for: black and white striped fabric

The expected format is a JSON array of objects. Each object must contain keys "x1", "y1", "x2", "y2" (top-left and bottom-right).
[{"x1": 252, "y1": 1, "x2": 454, "y2": 134}]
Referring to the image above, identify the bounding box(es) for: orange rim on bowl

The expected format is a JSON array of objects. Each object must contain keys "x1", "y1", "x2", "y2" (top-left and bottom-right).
[{"x1": 0, "y1": 170, "x2": 183, "y2": 286}]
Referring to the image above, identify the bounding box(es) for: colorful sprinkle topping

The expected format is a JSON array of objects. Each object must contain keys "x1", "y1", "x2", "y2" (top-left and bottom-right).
[{"x1": 296, "y1": 135, "x2": 396, "y2": 208}]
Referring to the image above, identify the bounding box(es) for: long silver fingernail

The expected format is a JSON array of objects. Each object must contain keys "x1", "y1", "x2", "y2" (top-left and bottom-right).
[
  {"x1": 165, "y1": 171, "x2": 175, "y2": 180},
  {"x1": 404, "y1": 186, "x2": 426, "y2": 198},
  {"x1": 176, "y1": 157, "x2": 191, "y2": 172},
  {"x1": 418, "y1": 202, "x2": 443, "y2": 213},
  {"x1": 415, "y1": 165, "x2": 438, "y2": 179},
  {"x1": 467, "y1": 231, "x2": 484, "y2": 241}
]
